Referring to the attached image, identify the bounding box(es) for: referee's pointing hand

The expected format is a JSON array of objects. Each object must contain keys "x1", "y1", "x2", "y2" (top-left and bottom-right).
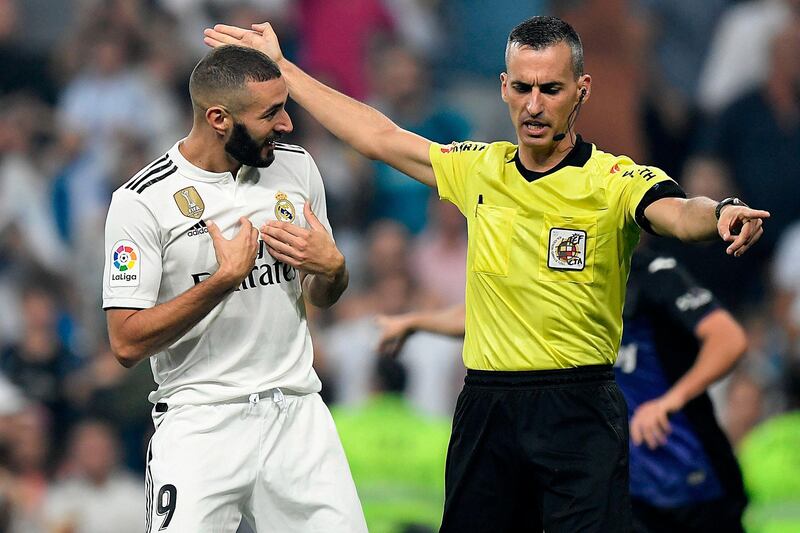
[
  {"x1": 717, "y1": 205, "x2": 770, "y2": 257},
  {"x1": 261, "y1": 203, "x2": 345, "y2": 279}
]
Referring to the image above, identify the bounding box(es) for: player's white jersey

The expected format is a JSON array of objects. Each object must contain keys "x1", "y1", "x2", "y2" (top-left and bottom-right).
[{"x1": 102, "y1": 140, "x2": 331, "y2": 405}]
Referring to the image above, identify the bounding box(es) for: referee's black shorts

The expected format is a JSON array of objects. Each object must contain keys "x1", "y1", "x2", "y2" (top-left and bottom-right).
[{"x1": 440, "y1": 365, "x2": 631, "y2": 533}]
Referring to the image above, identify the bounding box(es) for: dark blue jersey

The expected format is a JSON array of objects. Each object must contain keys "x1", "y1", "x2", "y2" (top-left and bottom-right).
[{"x1": 614, "y1": 250, "x2": 746, "y2": 510}]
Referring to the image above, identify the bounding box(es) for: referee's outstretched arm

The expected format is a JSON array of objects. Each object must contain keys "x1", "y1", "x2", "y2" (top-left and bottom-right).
[
  {"x1": 644, "y1": 196, "x2": 769, "y2": 257},
  {"x1": 203, "y1": 23, "x2": 437, "y2": 189}
]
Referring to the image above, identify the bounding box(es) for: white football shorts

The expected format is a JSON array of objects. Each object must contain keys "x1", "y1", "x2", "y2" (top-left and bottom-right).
[{"x1": 145, "y1": 390, "x2": 367, "y2": 532}]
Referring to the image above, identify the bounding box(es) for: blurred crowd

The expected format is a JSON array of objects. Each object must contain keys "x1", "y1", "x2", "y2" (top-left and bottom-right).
[{"x1": 0, "y1": 0, "x2": 799, "y2": 531}]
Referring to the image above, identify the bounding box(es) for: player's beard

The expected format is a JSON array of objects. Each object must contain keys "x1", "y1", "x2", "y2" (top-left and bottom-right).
[{"x1": 225, "y1": 121, "x2": 281, "y2": 168}]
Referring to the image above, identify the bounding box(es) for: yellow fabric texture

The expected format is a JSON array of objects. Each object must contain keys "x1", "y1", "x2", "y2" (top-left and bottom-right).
[{"x1": 430, "y1": 141, "x2": 676, "y2": 370}]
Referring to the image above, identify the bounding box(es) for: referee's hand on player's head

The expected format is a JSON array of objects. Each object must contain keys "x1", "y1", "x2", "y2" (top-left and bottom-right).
[
  {"x1": 203, "y1": 22, "x2": 285, "y2": 65},
  {"x1": 207, "y1": 217, "x2": 259, "y2": 288}
]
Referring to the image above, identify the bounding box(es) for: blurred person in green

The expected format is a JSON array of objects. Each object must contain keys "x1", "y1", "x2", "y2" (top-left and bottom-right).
[
  {"x1": 738, "y1": 368, "x2": 800, "y2": 533},
  {"x1": 331, "y1": 356, "x2": 450, "y2": 533}
]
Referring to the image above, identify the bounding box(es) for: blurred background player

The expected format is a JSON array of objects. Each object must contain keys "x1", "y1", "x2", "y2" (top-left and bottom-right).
[{"x1": 332, "y1": 356, "x2": 450, "y2": 533}]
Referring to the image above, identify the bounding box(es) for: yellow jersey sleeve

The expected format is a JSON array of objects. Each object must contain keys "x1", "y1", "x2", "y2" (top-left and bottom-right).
[
  {"x1": 605, "y1": 159, "x2": 685, "y2": 231},
  {"x1": 429, "y1": 141, "x2": 490, "y2": 214}
]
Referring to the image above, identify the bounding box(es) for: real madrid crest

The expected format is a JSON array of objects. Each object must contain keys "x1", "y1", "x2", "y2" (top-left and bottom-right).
[
  {"x1": 274, "y1": 191, "x2": 296, "y2": 222},
  {"x1": 173, "y1": 186, "x2": 205, "y2": 219}
]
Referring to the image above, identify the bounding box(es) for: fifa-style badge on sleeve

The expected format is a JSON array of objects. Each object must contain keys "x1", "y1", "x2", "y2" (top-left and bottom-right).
[
  {"x1": 110, "y1": 240, "x2": 141, "y2": 287},
  {"x1": 548, "y1": 228, "x2": 586, "y2": 271},
  {"x1": 274, "y1": 192, "x2": 296, "y2": 222}
]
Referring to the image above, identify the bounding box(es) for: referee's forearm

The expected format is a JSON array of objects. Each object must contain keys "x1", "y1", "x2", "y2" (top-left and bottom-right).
[
  {"x1": 675, "y1": 197, "x2": 720, "y2": 241},
  {"x1": 279, "y1": 60, "x2": 399, "y2": 160}
]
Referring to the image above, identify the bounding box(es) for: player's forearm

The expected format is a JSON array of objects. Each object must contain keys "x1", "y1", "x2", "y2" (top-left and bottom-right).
[
  {"x1": 406, "y1": 304, "x2": 467, "y2": 338},
  {"x1": 662, "y1": 311, "x2": 747, "y2": 408},
  {"x1": 109, "y1": 271, "x2": 237, "y2": 367},
  {"x1": 278, "y1": 60, "x2": 401, "y2": 160},
  {"x1": 303, "y1": 259, "x2": 348, "y2": 309}
]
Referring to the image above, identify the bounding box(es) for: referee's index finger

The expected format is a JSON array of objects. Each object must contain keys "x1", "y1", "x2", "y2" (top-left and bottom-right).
[{"x1": 742, "y1": 208, "x2": 771, "y2": 219}]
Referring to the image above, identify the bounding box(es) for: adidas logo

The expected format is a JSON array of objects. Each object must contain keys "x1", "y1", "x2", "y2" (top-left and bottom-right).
[{"x1": 187, "y1": 219, "x2": 209, "y2": 237}]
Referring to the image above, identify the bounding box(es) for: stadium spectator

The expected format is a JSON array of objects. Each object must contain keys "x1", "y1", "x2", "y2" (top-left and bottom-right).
[
  {"x1": 633, "y1": 0, "x2": 730, "y2": 177},
  {"x1": 323, "y1": 220, "x2": 453, "y2": 412},
  {"x1": 697, "y1": 0, "x2": 800, "y2": 116},
  {"x1": 0, "y1": 287, "x2": 85, "y2": 445},
  {"x1": 43, "y1": 419, "x2": 142, "y2": 533},
  {"x1": 410, "y1": 199, "x2": 467, "y2": 307},
  {"x1": 367, "y1": 42, "x2": 471, "y2": 233},
  {"x1": 296, "y1": 0, "x2": 395, "y2": 99},
  {"x1": 687, "y1": 23, "x2": 800, "y2": 256},
  {"x1": 772, "y1": 220, "x2": 800, "y2": 361}
]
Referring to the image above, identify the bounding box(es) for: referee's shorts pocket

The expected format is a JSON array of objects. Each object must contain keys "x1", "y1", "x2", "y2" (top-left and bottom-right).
[
  {"x1": 472, "y1": 204, "x2": 516, "y2": 276},
  {"x1": 598, "y1": 382, "x2": 629, "y2": 443}
]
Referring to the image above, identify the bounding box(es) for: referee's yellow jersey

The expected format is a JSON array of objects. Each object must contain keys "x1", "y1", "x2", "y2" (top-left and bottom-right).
[{"x1": 429, "y1": 138, "x2": 684, "y2": 371}]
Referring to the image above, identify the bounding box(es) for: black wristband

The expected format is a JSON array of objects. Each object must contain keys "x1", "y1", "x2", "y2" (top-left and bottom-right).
[{"x1": 715, "y1": 197, "x2": 747, "y2": 220}]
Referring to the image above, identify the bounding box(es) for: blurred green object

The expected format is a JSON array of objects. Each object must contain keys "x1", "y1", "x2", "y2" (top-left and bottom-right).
[
  {"x1": 738, "y1": 412, "x2": 800, "y2": 533},
  {"x1": 332, "y1": 394, "x2": 450, "y2": 533}
]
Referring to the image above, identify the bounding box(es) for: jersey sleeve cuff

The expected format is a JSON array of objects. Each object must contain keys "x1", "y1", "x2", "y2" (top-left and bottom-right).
[
  {"x1": 635, "y1": 180, "x2": 686, "y2": 235},
  {"x1": 102, "y1": 297, "x2": 155, "y2": 310},
  {"x1": 428, "y1": 142, "x2": 446, "y2": 197}
]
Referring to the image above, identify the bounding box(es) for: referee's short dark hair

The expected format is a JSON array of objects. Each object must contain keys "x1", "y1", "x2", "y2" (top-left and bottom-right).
[
  {"x1": 507, "y1": 16, "x2": 584, "y2": 78},
  {"x1": 189, "y1": 45, "x2": 282, "y2": 113}
]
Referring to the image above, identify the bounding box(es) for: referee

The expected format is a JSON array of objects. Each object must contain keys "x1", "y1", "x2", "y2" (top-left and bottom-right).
[{"x1": 205, "y1": 16, "x2": 770, "y2": 532}]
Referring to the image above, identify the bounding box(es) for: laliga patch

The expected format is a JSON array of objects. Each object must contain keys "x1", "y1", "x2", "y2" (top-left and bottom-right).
[
  {"x1": 110, "y1": 240, "x2": 141, "y2": 287},
  {"x1": 274, "y1": 191, "x2": 296, "y2": 222},
  {"x1": 548, "y1": 228, "x2": 586, "y2": 271}
]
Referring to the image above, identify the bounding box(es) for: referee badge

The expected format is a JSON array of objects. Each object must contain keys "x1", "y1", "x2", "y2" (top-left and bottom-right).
[
  {"x1": 548, "y1": 228, "x2": 586, "y2": 271},
  {"x1": 274, "y1": 192, "x2": 296, "y2": 222},
  {"x1": 173, "y1": 186, "x2": 205, "y2": 219}
]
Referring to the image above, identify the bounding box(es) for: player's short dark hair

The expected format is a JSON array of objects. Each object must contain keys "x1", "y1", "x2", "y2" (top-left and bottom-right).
[
  {"x1": 189, "y1": 45, "x2": 282, "y2": 112},
  {"x1": 507, "y1": 16, "x2": 584, "y2": 78},
  {"x1": 376, "y1": 356, "x2": 407, "y2": 394}
]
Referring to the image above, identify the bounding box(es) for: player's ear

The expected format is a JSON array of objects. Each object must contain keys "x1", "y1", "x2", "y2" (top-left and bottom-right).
[
  {"x1": 206, "y1": 105, "x2": 231, "y2": 137},
  {"x1": 500, "y1": 72, "x2": 509, "y2": 103}
]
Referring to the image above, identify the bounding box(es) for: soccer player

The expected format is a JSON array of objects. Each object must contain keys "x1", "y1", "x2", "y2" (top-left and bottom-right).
[
  {"x1": 204, "y1": 16, "x2": 769, "y2": 532},
  {"x1": 102, "y1": 46, "x2": 366, "y2": 532}
]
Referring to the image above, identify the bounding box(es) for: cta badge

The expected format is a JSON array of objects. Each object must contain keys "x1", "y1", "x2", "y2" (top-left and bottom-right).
[
  {"x1": 110, "y1": 240, "x2": 140, "y2": 287},
  {"x1": 548, "y1": 228, "x2": 586, "y2": 271}
]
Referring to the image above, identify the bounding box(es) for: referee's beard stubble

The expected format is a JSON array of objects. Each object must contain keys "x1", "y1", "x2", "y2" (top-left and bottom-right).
[{"x1": 225, "y1": 121, "x2": 281, "y2": 168}]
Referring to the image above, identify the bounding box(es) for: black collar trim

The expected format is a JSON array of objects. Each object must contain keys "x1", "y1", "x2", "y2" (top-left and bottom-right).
[{"x1": 512, "y1": 135, "x2": 592, "y2": 183}]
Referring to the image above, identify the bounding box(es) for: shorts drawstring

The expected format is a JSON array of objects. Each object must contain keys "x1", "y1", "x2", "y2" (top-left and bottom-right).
[
  {"x1": 272, "y1": 388, "x2": 287, "y2": 414},
  {"x1": 247, "y1": 393, "x2": 260, "y2": 415}
]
